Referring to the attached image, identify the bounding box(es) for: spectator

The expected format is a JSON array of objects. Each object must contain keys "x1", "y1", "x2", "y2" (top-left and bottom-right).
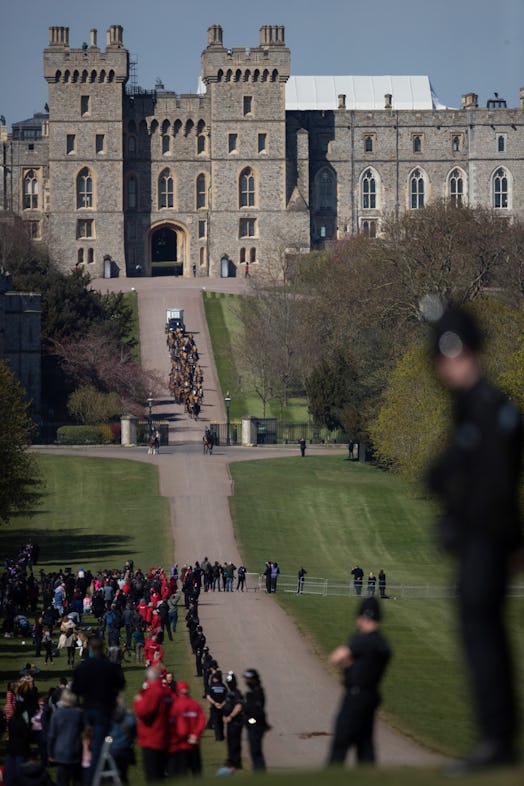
[
  {"x1": 47, "y1": 689, "x2": 84, "y2": 786},
  {"x1": 134, "y1": 665, "x2": 172, "y2": 782},
  {"x1": 167, "y1": 681, "x2": 206, "y2": 777}
]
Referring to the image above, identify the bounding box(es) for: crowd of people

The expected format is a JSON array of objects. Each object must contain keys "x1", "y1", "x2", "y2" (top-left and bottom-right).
[
  {"x1": 1, "y1": 545, "x2": 268, "y2": 784},
  {"x1": 167, "y1": 327, "x2": 203, "y2": 420}
]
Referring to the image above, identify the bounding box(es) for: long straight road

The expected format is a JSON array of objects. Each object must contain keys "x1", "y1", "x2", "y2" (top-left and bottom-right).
[{"x1": 92, "y1": 274, "x2": 445, "y2": 770}]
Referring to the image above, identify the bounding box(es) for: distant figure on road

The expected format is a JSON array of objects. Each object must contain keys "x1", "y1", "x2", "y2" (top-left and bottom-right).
[
  {"x1": 327, "y1": 597, "x2": 391, "y2": 766},
  {"x1": 367, "y1": 572, "x2": 376, "y2": 597},
  {"x1": 351, "y1": 565, "x2": 364, "y2": 596},
  {"x1": 378, "y1": 569, "x2": 388, "y2": 599},
  {"x1": 427, "y1": 303, "x2": 523, "y2": 775},
  {"x1": 299, "y1": 437, "x2": 306, "y2": 457}
]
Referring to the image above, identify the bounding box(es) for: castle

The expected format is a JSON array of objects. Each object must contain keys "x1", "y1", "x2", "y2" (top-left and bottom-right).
[{"x1": 1, "y1": 23, "x2": 524, "y2": 278}]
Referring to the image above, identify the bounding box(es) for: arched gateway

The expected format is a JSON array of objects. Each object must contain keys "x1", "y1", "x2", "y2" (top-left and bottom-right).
[{"x1": 148, "y1": 221, "x2": 189, "y2": 276}]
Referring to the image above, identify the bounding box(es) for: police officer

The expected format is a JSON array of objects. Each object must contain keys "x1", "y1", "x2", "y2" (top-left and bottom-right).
[
  {"x1": 223, "y1": 671, "x2": 244, "y2": 770},
  {"x1": 242, "y1": 669, "x2": 269, "y2": 771},
  {"x1": 427, "y1": 304, "x2": 523, "y2": 774},
  {"x1": 206, "y1": 670, "x2": 227, "y2": 741},
  {"x1": 327, "y1": 597, "x2": 391, "y2": 766}
]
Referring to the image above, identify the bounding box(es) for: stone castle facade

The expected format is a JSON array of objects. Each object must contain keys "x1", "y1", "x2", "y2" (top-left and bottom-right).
[{"x1": 1, "y1": 23, "x2": 524, "y2": 278}]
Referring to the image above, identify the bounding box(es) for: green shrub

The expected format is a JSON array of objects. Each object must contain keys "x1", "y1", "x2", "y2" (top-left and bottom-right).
[{"x1": 56, "y1": 425, "x2": 114, "y2": 445}]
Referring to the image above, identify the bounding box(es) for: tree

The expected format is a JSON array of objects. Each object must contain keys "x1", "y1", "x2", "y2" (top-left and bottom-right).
[
  {"x1": 0, "y1": 360, "x2": 41, "y2": 522},
  {"x1": 67, "y1": 385, "x2": 123, "y2": 424},
  {"x1": 306, "y1": 350, "x2": 365, "y2": 434}
]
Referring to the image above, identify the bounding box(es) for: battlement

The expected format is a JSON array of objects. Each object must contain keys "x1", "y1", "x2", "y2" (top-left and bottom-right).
[
  {"x1": 44, "y1": 25, "x2": 128, "y2": 84},
  {"x1": 202, "y1": 24, "x2": 290, "y2": 85}
]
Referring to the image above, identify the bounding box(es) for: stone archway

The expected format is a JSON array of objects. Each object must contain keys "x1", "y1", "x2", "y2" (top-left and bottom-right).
[{"x1": 148, "y1": 222, "x2": 188, "y2": 276}]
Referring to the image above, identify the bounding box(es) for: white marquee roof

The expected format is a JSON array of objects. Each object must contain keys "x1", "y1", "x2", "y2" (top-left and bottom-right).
[{"x1": 285, "y1": 75, "x2": 447, "y2": 111}]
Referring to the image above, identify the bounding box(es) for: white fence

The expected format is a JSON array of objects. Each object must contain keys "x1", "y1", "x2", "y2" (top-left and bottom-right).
[{"x1": 256, "y1": 573, "x2": 524, "y2": 600}]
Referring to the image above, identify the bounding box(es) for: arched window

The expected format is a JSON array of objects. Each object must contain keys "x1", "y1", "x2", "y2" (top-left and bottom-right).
[
  {"x1": 317, "y1": 169, "x2": 336, "y2": 211},
  {"x1": 498, "y1": 135, "x2": 505, "y2": 153},
  {"x1": 127, "y1": 175, "x2": 138, "y2": 210},
  {"x1": 197, "y1": 134, "x2": 206, "y2": 154},
  {"x1": 23, "y1": 170, "x2": 38, "y2": 209},
  {"x1": 493, "y1": 167, "x2": 509, "y2": 209},
  {"x1": 77, "y1": 167, "x2": 93, "y2": 208},
  {"x1": 361, "y1": 168, "x2": 376, "y2": 210},
  {"x1": 410, "y1": 168, "x2": 425, "y2": 209},
  {"x1": 240, "y1": 247, "x2": 246, "y2": 264},
  {"x1": 127, "y1": 135, "x2": 136, "y2": 156},
  {"x1": 250, "y1": 247, "x2": 256, "y2": 263},
  {"x1": 87, "y1": 248, "x2": 94, "y2": 264},
  {"x1": 452, "y1": 135, "x2": 460, "y2": 152},
  {"x1": 162, "y1": 135, "x2": 170, "y2": 154},
  {"x1": 159, "y1": 169, "x2": 174, "y2": 209},
  {"x1": 449, "y1": 168, "x2": 464, "y2": 207},
  {"x1": 196, "y1": 174, "x2": 207, "y2": 209},
  {"x1": 239, "y1": 167, "x2": 255, "y2": 208},
  {"x1": 413, "y1": 135, "x2": 422, "y2": 153},
  {"x1": 77, "y1": 248, "x2": 84, "y2": 265}
]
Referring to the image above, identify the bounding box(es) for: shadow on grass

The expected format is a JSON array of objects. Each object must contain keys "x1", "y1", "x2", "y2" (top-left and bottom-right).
[{"x1": 0, "y1": 529, "x2": 135, "y2": 566}]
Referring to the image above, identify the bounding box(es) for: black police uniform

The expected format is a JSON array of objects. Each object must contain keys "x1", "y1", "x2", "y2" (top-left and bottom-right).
[
  {"x1": 243, "y1": 680, "x2": 269, "y2": 771},
  {"x1": 207, "y1": 675, "x2": 227, "y2": 741},
  {"x1": 223, "y1": 685, "x2": 244, "y2": 769},
  {"x1": 328, "y1": 626, "x2": 391, "y2": 764},
  {"x1": 429, "y1": 375, "x2": 522, "y2": 761}
]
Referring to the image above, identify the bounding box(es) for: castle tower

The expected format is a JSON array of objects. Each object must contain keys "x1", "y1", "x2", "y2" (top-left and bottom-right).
[
  {"x1": 43, "y1": 25, "x2": 129, "y2": 275},
  {"x1": 200, "y1": 25, "x2": 303, "y2": 274}
]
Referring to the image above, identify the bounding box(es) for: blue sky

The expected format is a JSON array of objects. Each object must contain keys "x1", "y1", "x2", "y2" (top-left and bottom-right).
[{"x1": 1, "y1": 0, "x2": 523, "y2": 126}]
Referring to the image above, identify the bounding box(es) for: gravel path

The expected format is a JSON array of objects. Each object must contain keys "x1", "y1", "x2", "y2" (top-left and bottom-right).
[{"x1": 85, "y1": 275, "x2": 446, "y2": 769}]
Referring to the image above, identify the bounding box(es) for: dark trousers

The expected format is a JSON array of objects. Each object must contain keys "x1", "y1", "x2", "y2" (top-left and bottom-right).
[
  {"x1": 55, "y1": 763, "x2": 82, "y2": 786},
  {"x1": 226, "y1": 721, "x2": 243, "y2": 769},
  {"x1": 167, "y1": 748, "x2": 201, "y2": 777},
  {"x1": 458, "y1": 536, "x2": 516, "y2": 746},
  {"x1": 210, "y1": 706, "x2": 224, "y2": 741},
  {"x1": 141, "y1": 747, "x2": 167, "y2": 782},
  {"x1": 328, "y1": 691, "x2": 378, "y2": 765},
  {"x1": 247, "y1": 724, "x2": 266, "y2": 770},
  {"x1": 83, "y1": 707, "x2": 112, "y2": 785},
  {"x1": 160, "y1": 619, "x2": 173, "y2": 641}
]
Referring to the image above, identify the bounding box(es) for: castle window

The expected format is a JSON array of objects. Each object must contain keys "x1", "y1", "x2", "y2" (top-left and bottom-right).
[
  {"x1": 239, "y1": 167, "x2": 255, "y2": 208},
  {"x1": 81, "y1": 95, "x2": 90, "y2": 116},
  {"x1": 243, "y1": 95, "x2": 253, "y2": 116},
  {"x1": 162, "y1": 135, "x2": 170, "y2": 154},
  {"x1": 493, "y1": 167, "x2": 509, "y2": 209},
  {"x1": 452, "y1": 135, "x2": 461, "y2": 153},
  {"x1": 77, "y1": 248, "x2": 84, "y2": 265},
  {"x1": 364, "y1": 136, "x2": 373, "y2": 153},
  {"x1": 240, "y1": 247, "x2": 246, "y2": 264},
  {"x1": 361, "y1": 169, "x2": 376, "y2": 209},
  {"x1": 23, "y1": 170, "x2": 38, "y2": 209},
  {"x1": 228, "y1": 133, "x2": 238, "y2": 153},
  {"x1": 250, "y1": 247, "x2": 256, "y2": 263},
  {"x1": 87, "y1": 248, "x2": 94, "y2": 264},
  {"x1": 413, "y1": 135, "x2": 422, "y2": 153},
  {"x1": 197, "y1": 134, "x2": 206, "y2": 154},
  {"x1": 66, "y1": 134, "x2": 76, "y2": 154},
  {"x1": 196, "y1": 174, "x2": 207, "y2": 209},
  {"x1": 127, "y1": 175, "x2": 138, "y2": 210},
  {"x1": 159, "y1": 170, "x2": 174, "y2": 209},
  {"x1": 258, "y1": 133, "x2": 267, "y2": 153},
  {"x1": 199, "y1": 247, "x2": 205, "y2": 266},
  {"x1": 239, "y1": 218, "x2": 256, "y2": 238},
  {"x1": 96, "y1": 134, "x2": 105, "y2": 154},
  {"x1": 128, "y1": 220, "x2": 136, "y2": 240},
  {"x1": 498, "y1": 135, "x2": 505, "y2": 153},
  {"x1": 77, "y1": 168, "x2": 93, "y2": 208},
  {"x1": 127, "y1": 135, "x2": 136, "y2": 157},
  {"x1": 198, "y1": 219, "x2": 207, "y2": 239},
  {"x1": 24, "y1": 221, "x2": 40, "y2": 240},
  {"x1": 77, "y1": 219, "x2": 94, "y2": 239},
  {"x1": 449, "y1": 168, "x2": 464, "y2": 207},
  {"x1": 410, "y1": 169, "x2": 425, "y2": 209},
  {"x1": 361, "y1": 219, "x2": 377, "y2": 238},
  {"x1": 317, "y1": 169, "x2": 336, "y2": 211}
]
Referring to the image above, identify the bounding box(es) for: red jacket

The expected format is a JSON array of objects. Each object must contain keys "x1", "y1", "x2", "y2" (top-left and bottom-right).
[
  {"x1": 134, "y1": 679, "x2": 172, "y2": 751},
  {"x1": 144, "y1": 639, "x2": 164, "y2": 665},
  {"x1": 168, "y1": 694, "x2": 207, "y2": 753}
]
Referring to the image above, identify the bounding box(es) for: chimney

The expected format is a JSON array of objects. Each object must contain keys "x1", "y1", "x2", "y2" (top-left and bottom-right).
[
  {"x1": 520, "y1": 87, "x2": 524, "y2": 109},
  {"x1": 207, "y1": 24, "x2": 223, "y2": 47},
  {"x1": 338, "y1": 94, "x2": 346, "y2": 110},
  {"x1": 48, "y1": 26, "x2": 69, "y2": 47},
  {"x1": 384, "y1": 93, "x2": 392, "y2": 109},
  {"x1": 461, "y1": 92, "x2": 478, "y2": 109},
  {"x1": 90, "y1": 29, "x2": 97, "y2": 48}
]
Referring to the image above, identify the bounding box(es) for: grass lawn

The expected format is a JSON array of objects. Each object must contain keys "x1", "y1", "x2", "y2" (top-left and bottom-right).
[
  {"x1": 203, "y1": 291, "x2": 309, "y2": 422},
  {"x1": 0, "y1": 455, "x2": 224, "y2": 781},
  {"x1": 229, "y1": 455, "x2": 524, "y2": 758}
]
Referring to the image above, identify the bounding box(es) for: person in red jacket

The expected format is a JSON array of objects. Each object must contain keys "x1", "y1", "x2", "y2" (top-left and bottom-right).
[
  {"x1": 144, "y1": 634, "x2": 164, "y2": 667},
  {"x1": 167, "y1": 681, "x2": 207, "y2": 777},
  {"x1": 134, "y1": 665, "x2": 173, "y2": 782}
]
